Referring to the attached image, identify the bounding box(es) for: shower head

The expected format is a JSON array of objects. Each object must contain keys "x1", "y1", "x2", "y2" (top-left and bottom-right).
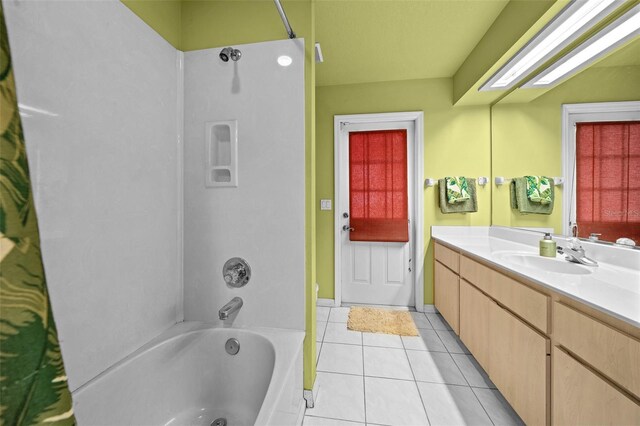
[
  {"x1": 230, "y1": 49, "x2": 241, "y2": 62},
  {"x1": 220, "y1": 47, "x2": 241, "y2": 62},
  {"x1": 220, "y1": 47, "x2": 231, "y2": 62}
]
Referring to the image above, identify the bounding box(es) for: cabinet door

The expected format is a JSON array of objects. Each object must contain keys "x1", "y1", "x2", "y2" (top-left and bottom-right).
[
  {"x1": 459, "y1": 279, "x2": 490, "y2": 370},
  {"x1": 434, "y1": 260, "x2": 459, "y2": 334},
  {"x1": 553, "y1": 346, "x2": 640, "y2": 425},
  {"x1": 489, "y1": 301, "x2": 548, "y2": 426}
]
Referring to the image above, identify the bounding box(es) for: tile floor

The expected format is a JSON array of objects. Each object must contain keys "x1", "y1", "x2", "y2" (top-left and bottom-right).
[{"x1": 305, "y1": 306, "x2": 524, "y2": 426}]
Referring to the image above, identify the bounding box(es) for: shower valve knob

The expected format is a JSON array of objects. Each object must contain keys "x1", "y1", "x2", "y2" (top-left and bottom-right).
[{"x1": 223, "y1": 258, "x2": 251, "y2": 288}]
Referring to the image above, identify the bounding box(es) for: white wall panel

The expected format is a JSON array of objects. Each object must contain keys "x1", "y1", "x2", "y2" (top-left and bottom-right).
[
  {"x1": 183, "y1": 40, "x2": 305, "y2": 330},
  {"x1": 4, "y1": 0, "x2": 180, "y2": 390}
]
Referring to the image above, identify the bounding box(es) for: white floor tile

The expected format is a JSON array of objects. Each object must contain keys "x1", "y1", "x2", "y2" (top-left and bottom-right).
[
  {"x1": 406, "y1": 350, "x2": 467, "y2": 385},
  {"x1": 423, "y1": 304, "x2": 437, "y2": 313},
  {"x1": 401, "y1": 329, "x2": 447, "y2": 352},
  {"x1": 363, "y1": 346, "x2": 414, "y2": 380},
  {"x1": 410, "y1": 312, "x2": 432, "y2": 329},
  {"x1": 472, "y1": 388, "x2": 525, "y2": 426},
  {"x1": 362, "y1": 332, "x2": 403, "y2": 349},
  {"x1": 417, "y1": 382, "x2": 492, "y2": 426},
  {"x1": 303, "y1": 416, "x2": 365, "y2": 426},
  {"x1": 317, "y1": 343, "x2": 364, "y2": 376},
  {"x1": 426, "y1": 313, "x2": 452, "y2": 330},
  {"x1": 451, "y1": 353, "x2": 495, "y2": 388},
  {"x1": 317, "y1": 320, "x2": 328, "y2": 343},
  {"x1": 329, "y1": 307, "x2": 351, "y2": 323},
  {"x1": 436, "y1": 329, "x2": 471, "y2": 354},
  {"x1": 365, "y1": 377, "x2": 429, "y2": 426},
  {"x1": 306, "y1": 372, "x2": 365, "y2": 423},
  {"x1": 317, "y1": 306, "x2": 331, "y2": 322},
  {"x1": 324, "y1": 322, "x2": 362, "y2": 345}
]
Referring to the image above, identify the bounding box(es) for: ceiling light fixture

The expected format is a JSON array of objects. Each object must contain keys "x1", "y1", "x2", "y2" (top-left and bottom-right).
[
  {"x1": 480, "y1": 0, "x2": 623, "y2": 91},
  {"x1": 525, "y1": 4, "x2": 640, "y2": 87}
]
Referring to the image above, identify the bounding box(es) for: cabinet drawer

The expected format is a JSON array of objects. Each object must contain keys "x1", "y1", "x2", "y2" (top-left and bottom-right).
[
  {"x1": 489, "y1": 301, "x2": 548, "y2": 426},
  {"x1": 434, "y1": 242, "x2": 459, "y2": 273},
  {"x1": 434, "y1": 261, "x2": 459, "y2": 334},
  {"x1": 459, "y1": 279, "x2": 490, "y2": 370},
  {"x1": 460, "y1": 255, "x2": 492, "y2": 294},
  {"x1": 461, "y1": 255, "x2": 548, "y2": 333},
  {"x1": 554, "y1": 302, "x2": 640, "y2": 398},
  {"x1": 553, "y1": 346, "x2": 640, "y2": 425}
]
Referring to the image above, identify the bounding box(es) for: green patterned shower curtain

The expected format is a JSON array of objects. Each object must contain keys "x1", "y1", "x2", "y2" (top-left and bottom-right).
[{"x1": 0, "y1": 5, "x2": 75, "y2": 425}]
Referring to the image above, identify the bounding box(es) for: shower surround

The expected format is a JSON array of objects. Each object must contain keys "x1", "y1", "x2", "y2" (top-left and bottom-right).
[{"x1": 4, "y1": 0, "x2": 306, "y2": 418}]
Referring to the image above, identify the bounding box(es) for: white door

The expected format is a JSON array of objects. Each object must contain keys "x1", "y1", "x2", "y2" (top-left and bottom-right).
[{"x1": 338, "y1": 121, "x2": 414, "y2": 306}]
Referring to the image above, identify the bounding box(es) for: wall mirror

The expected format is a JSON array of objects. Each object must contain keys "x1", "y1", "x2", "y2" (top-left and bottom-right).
[{"x1": 490, "y1": 37, "x2": 640, "y2": 246}]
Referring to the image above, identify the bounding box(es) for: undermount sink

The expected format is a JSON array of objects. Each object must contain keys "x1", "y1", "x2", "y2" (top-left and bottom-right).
[{"x1": 494, "y1": 252, "x2": 593, "y2": 275}]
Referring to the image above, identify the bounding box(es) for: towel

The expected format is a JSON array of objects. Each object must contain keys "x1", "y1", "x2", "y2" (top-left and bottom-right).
[
  {"x1": 445, "y1": 176, "x2": 470, "y2": 204},
  {"x1": 525, "y1": 176, "x2": 552, "y2": 204},
  {"x1": 510, "y1": 177, "x2": 554, "y2": 215},
  {"x1": 439, "y1": 178, "x2": 477, "y2": 214}
]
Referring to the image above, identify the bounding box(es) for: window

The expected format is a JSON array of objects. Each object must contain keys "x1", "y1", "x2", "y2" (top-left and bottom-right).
[
  {"x1": 575, "y1": 121, "x2": 639, "y2": 242},
  {"x1": 562, "y1": 102, "x2": 640, "y2": 244}
]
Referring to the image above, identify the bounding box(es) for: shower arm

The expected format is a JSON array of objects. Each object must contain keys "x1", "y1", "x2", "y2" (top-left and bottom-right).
[{"x1": 273, "y1": 0, "x2": 296, "y2": 39}]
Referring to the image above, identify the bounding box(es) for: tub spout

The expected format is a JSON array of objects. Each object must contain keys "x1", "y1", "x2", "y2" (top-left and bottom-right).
[{"x1": 219, "y1": 297, "x2": 243, "y2": 320}]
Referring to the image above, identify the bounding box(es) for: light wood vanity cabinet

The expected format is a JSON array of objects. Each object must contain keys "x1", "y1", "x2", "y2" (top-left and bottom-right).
[
  {"x1": 459, "y1": 279, "x2": 490, "y2": 369},
  {"x1": 434, "y1": 260, "x2": 459, "y2": 334},
  {"x1": 553, "y1": 346, "x2": 640, "y2": 425},
  {"x1": 554, "y1": 302, "x2": 640, "y2": 398},
  {"x1": 434, "y1": 242, "x2": 461, "y2": 334},
  {"x1": 433, "y1": 240, "x2": 640, "y2": 426},
  {"x1": 489, "y1": 301, "x2": 549, "y2": 426}
]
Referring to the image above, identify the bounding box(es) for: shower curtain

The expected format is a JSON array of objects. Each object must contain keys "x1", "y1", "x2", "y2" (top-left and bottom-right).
[{"x1": 0, "y1": 5, "x2": 75, "y2": 424}]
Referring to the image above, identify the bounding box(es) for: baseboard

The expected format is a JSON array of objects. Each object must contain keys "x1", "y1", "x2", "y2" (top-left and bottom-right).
[
  {"x1": 316, "y1": 298, "x2": 336, "y2": 307},
  {"x1": 423, "y1": 304, "x2": 437, "y2": 313},
  {"x1": 295, "y1": 398, "x2": 306, "y2": 425}
]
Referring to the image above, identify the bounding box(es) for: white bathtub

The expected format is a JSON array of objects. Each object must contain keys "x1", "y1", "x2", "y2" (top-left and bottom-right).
[{"x1": 73, "y1": 323, "x2": 305, "y2": 425}]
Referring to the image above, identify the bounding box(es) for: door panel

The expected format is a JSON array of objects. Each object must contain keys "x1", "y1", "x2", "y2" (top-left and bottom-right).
[{"x1": 339, "y1": 121, "x2": 414, "y2": 306}]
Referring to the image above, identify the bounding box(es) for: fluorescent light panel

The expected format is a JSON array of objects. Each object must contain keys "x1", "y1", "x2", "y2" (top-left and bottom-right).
[
  {"x1": 526, "y1": 4, "x2": 640, "y2": 87},
  {"x1": 480, "y1": 0, "x2": 623, "y2": 91}
]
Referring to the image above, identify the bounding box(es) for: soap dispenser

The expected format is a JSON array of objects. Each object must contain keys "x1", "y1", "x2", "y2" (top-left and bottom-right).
[{"x1": 540, "y1": 233, "x2": 556, "y2": 257}]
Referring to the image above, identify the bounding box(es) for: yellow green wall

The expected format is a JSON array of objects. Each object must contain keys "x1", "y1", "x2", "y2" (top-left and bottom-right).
[
  {"x1": 491, "y1": 64, "x2": 640, "y2": 232},
  {"x1": 121, "y1": 0, "x2": 182, "y2": 49},
  {"x1": 316, "y1": 78, "x2": 492, "y2": 304}
]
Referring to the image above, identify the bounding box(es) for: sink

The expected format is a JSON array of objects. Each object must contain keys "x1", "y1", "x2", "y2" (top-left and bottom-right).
[{"x1": 494, "y1": 252, "x2": 593, "y2": 275}]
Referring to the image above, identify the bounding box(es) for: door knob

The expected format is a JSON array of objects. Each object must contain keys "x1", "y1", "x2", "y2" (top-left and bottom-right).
[{"x1": 342, "y1": 225, "x2": 354, "y2": 231}]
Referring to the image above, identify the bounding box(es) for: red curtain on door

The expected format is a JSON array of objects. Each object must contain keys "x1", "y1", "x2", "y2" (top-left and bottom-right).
[
  {"x1": 576, "y1": 121, "x2": 640, "y2": 243},
  {"x1": 349, "y1": 129, "x2": 408, "y2": 242}
]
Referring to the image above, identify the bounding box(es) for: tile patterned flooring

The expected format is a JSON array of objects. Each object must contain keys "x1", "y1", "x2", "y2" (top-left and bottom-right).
[{"x1": 305, "y1": 306, "x2": 524, "y2": 426}]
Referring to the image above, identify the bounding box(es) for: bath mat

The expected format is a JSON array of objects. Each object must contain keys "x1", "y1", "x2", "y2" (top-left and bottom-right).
[{"x1": 347, "y1": 307, "x2": 419, "y2": 336}]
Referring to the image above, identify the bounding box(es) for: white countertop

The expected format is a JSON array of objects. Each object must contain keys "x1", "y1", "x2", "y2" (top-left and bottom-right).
[{"x1": 431, "y1": 226, "x2": 640, "y2": 328}]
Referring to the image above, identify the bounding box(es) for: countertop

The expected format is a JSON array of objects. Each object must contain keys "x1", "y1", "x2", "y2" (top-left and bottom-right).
[{"x1": 431, "y1": 226, "x2": 640, "y2": 329}]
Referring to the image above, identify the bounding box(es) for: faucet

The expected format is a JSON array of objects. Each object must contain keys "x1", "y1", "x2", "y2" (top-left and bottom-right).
[
  {"x1": 557, "y1": 238, "x2": 598, "y2": 267},
  {"x1": 219, "y1": 297, "x2": 243, "y2": 320}
]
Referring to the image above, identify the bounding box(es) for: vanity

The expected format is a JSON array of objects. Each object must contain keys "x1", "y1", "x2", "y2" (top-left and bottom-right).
[{"x1": 432, "y1": 226, "x2": 640, "y2": 426}]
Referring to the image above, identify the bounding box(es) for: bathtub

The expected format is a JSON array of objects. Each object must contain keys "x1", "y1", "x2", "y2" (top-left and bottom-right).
[{"x1": 72, "y1": 323, "x2": 305, "y2": 425}]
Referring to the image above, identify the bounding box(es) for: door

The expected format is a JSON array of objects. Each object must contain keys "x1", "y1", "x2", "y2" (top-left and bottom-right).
[{"x1": 338, "y1": 121, "x2": 414, "y2": 306}]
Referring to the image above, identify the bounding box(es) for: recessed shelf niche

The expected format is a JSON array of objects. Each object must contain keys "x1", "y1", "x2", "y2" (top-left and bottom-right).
[{"x1": 205, "y1": 120, "x2": 238, "y2": 187}]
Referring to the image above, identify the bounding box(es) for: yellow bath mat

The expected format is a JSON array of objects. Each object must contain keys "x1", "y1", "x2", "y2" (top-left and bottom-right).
[{"x1": 347, "y1": 307, "x2": 419, "y2": 336}]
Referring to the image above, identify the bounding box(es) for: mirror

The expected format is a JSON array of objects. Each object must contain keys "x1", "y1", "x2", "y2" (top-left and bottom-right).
[{"x1": 490, "y1": 37, "x2": 640, "y2": 246}]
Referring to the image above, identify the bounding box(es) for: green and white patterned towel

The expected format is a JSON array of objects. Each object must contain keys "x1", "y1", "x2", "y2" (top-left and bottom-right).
[
  {"x1": 525, "y1": 176, "x2": 552, "y2": 204},
  {"x1": 445, "y1": 176, "x2": 470, "y2": 204}
]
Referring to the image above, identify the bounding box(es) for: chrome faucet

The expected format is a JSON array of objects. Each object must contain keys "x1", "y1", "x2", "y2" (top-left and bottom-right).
[
  {"x1": 557, "y1": 238, "x2": 598, "y2": 267},
  {"x1": 219, "y1": 297, "x2": 243, "y2": 320}
]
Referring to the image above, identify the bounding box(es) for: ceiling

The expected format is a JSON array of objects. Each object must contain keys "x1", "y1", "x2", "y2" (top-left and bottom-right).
[{"x1": 314, "y1": 0, "x2": 510, "y2": 87}]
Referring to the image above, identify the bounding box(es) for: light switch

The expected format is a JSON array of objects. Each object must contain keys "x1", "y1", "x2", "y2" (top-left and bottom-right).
[{"x1": 320, "y1": 199, "x2": 332, "y2": 210}]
